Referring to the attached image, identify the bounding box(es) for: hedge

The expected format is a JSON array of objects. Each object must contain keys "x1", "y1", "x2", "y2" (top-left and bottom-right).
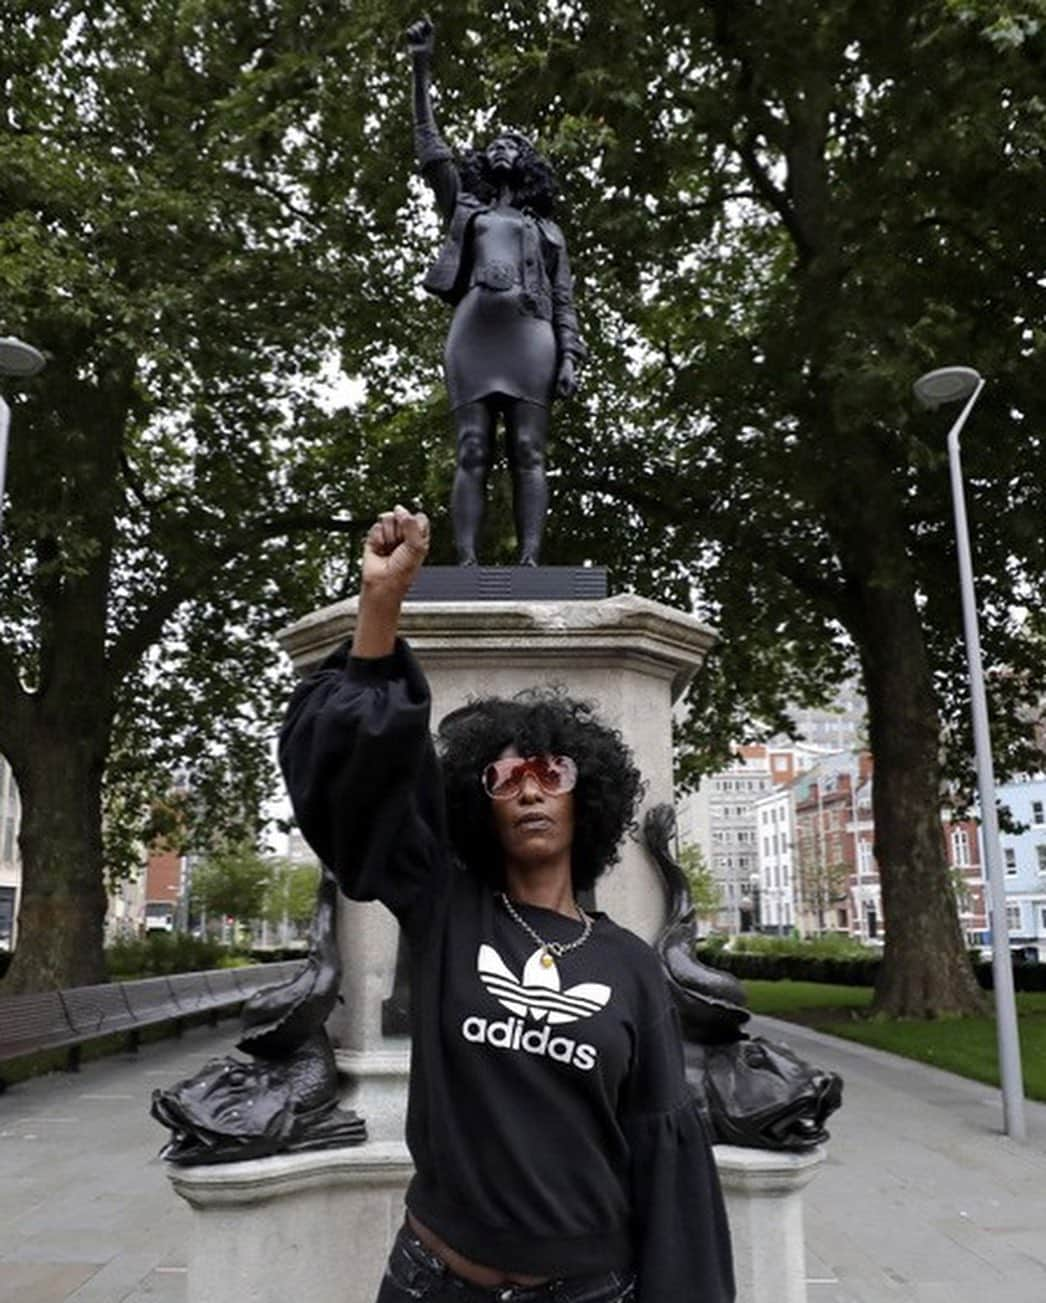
[{"x1": 694, "y1": 947, "x2": 1046, "y2": 993}]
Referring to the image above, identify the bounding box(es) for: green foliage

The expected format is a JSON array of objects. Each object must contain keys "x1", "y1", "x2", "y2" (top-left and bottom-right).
[
  {"x1": 729, "y1": 933, "x2": 873, "y2": 959},
  {"x1": 262, "y1": 859, "x2": 321, "y2": 929},
  {"x1": 3, "y1": 0, "x2": 1045, "y2": 1003},
  {"x1": 105, "y1": 932, "x2": 227, "y2": 979},
  {"x1": 191, "y1": 843, "x2": 270, "y2": 924},
  {"x1": 677, "y1": 842, "x2": 721, "y2": 919}
]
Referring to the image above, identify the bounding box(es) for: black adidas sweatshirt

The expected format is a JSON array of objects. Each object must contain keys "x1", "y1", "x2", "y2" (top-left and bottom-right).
[{"x1": 279, "y1": 639, "x2": 735, "y2": 1303}]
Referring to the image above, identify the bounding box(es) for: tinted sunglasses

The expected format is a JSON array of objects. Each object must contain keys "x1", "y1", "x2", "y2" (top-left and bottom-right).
[{"x1": 481, "y1": 754, "x2": 578, "y2": 800}]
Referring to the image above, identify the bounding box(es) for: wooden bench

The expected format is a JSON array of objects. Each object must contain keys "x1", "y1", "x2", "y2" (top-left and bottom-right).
[{"x1": 0, "y1": 960, "x2": 305, "y2": 1088}]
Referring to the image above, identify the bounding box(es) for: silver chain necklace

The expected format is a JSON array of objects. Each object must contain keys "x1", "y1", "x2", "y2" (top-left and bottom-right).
[{"x1": 498, "y1": 891, "x2": 593, "y2": 969}]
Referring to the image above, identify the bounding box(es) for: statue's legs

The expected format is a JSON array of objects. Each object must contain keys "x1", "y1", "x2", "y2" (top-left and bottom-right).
[
  {"x1": 451, "y1": 401, "x2": 496, "y2": 565},
  {"x1": 505, "y1": 400, "x2": 549, "y2": 566}
]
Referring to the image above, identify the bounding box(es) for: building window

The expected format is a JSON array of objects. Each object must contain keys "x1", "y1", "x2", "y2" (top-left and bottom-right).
[
  {"x1": 1006, "y1": 904, "x2": 1021, "y2": 932},
  {"x1": 1038, "y1": 845, "x2": 1046, "y2": 876},
  {"x1": 1041, "y1": 908, "x2": 1046, "y2": 932},
  {"x1": 951, "y1": 827, "x2": 970, "y2": 868},
  {"x1": 1033, "y1": 801, "x2": 1044, "y2": 825},
  {"x1": 1004, "y1": 848, "x2": 1017, "y2": 875},
  {"x1": 0, "y1": 885, "x2": 15, "y2": 948}
]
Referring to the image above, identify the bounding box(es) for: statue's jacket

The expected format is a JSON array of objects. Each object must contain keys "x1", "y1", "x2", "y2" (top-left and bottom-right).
[
  {"x1": 414, "y1": 124, "x2": 587, "y2": 364},
  {"x1": 279, "y1": 640, "x2": 735, "y2": 1303}
]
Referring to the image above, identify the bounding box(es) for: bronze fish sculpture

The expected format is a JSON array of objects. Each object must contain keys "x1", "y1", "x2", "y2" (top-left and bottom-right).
[
  {"x1": 151, "y1": 865, "x2": 365, "y2": 1164},
  {"x1": 644, "y1": 805, "x2": 843, "y2": 1151}
]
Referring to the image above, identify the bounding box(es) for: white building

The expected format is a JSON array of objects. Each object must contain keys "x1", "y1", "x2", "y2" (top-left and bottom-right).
[
  {"x1": 0, "y1": 754, "x2": 21, "y2": 950},
  {"x1": 753, "y1": 784, "x2": 796, "y2": 933},
  {"x1": 677, "y1": 741, "x2": 825, "y2": 933}
]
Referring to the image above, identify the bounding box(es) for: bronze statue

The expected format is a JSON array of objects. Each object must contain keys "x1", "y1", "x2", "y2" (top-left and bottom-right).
[
  {"x1": 407, "y1": 17, "x2": 586, "y2": 566},
  {"x1": 644, "y1": 806, "x2": 843, "y2": 1151},
  {"x1": 151, "y1": 867, "x2": 366, "y2": 1164}
]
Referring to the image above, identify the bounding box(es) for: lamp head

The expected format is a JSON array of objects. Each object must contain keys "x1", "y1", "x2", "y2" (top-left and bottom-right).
[
  {"x1": 0, "y1": 337, "x2": 46, "y2": 378},
  {"x1": 912, "y1": 366, "x2": 982, "y2": 410}
]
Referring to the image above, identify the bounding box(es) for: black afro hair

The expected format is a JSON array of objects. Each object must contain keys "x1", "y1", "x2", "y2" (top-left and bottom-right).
[{"x1": 437, "y1": 688, "x2": 643, "y2": 892}]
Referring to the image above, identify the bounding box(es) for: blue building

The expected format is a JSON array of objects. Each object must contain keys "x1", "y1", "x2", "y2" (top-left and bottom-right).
[{"x1": 993, "y1": 776, "x2": 1046, "y2": 962}]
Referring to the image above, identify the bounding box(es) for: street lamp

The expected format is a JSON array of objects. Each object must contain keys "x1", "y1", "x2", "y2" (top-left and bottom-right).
[
  {"x1": 913, "y1": 365, "x2": 1027, "y2": 1142},
  {"x1": 0, "y1": 336, "x2": 46, "y2": 533}
]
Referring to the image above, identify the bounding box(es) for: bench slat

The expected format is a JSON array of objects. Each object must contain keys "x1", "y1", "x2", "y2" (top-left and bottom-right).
[
  {"x1": 0, "y1": 961, "x2": 292, "y2": 1066},
  {"x1": 0, "y1": 992, "x2": 78, "y2": 1057}
]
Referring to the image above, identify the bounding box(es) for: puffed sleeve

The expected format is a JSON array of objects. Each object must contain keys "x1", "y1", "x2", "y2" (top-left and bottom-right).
[
  {"x1": 621, "y1": 989, "x2": 735, "y2": 1303},
  {"x1": 278, "y1": 638, "x2": 448, "y2": 933}
]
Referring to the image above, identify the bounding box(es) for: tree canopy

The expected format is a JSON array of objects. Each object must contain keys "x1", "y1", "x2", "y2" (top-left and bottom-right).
[{"x1": 2, "y1": 0, "x2": 1044, "y2": 1012}]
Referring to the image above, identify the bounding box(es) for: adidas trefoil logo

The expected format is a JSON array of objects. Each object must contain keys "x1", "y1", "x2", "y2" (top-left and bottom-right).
[
  {"x1": 477, "y1": 944, "x2": 611, "y2": 1025},
  {"x1": 461, "y1": 945, "x2": 612, "y2": 1073}
]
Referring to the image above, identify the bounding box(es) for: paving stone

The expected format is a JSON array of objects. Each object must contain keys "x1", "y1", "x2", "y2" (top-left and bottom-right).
[{"x1": 0, "y1": 1262, "x2": 100, "y2": 1302}]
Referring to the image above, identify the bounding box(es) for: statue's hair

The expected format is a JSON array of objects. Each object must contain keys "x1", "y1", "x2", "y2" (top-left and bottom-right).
[
  {"x1": 438, "y1": 689, "x2": 643, "y2": 891},
  {"x1": 458, "y1": 132, "x2": 558, "y2": 216}
]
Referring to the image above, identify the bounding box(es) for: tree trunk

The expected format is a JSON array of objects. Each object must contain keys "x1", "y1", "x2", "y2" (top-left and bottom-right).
[
  {"x1": 857, "y1": 583, "x2": 986, "y2": 1017},
  {"x1": 1, "y1": 729, "x2": 109, "y2": 994}
]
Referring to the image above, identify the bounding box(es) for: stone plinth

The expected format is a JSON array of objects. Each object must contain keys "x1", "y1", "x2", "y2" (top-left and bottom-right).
[
  {"x1": 168, "y1": 1143, "x2": 413, "y2": 1303},
  {"x1": 716, "y1": 1144, "x2": 827, "y2": 1303},
  {"x1": 168, "y1": 1143, "x2": 825, "y2": 1303}
]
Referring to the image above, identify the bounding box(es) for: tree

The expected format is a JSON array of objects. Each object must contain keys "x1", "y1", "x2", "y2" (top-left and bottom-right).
[
  {"x1": 191, "y1": 843, "x2": 270, "y2": 936},
  {"x1": 375, "y1": 0, "x2": 1043, "y2": 1015},
  {"x1": 0, "y1": 0, "x2": 447, "y2": 991},
  {"x1": 262, "y1": 859, "x2": 321, "y2": 941},
  {"x1": 4, "y1": 1, "x2": 1044, "y2": 1018},
  {"x1": 677, "y1": 842, "x2": 722, "y2": 932},
  {"x1": 354, "y1": 0, "x2": 1044, "y2": 1015}
]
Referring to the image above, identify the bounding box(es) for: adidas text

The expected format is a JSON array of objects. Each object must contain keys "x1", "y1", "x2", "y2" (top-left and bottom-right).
[{"x1": 461, "y1": 1015, "x2": 598, "y2": 1071}]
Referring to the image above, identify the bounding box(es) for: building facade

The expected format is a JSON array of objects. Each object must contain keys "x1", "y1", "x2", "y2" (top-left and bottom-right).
[
  {"x1": 0, "y1": 753, "x2": 21, "y2": 950},
  {"x1": 753, "y1": 784, "x2": 796, "y2": 934},
  {"x1": 995, "y1": 776, "x2": 1046, "y2": 961},
  {"x1": 676, "y1": 742, "x2": 825, "y2": 933}
]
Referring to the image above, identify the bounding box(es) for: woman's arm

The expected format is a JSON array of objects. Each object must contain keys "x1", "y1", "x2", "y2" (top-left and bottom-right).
[
  {"x1": 406, "y1": 17, "x2": 459, "y2": 223},
  {"x1": 354, "y1": 504, "x2": 430, "y2": 657},
  {"x1": 279, "y1": 508, "x2": 444, "y2": 928},
  {"x1": 548, "y1": 231, "x2": 586, "y2": 398}
]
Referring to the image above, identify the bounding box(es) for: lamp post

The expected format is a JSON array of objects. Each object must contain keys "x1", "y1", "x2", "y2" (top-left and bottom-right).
[
  {"x1": 0, "y1": 336, "x2": 46, "y2": 533},
  {"x1": 913, "y1": 365, "x2": 1027, "y2": 1142}
]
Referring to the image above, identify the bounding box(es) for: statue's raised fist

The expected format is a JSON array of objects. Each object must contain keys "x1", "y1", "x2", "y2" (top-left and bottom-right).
[{"x1": 405, "y1": 16, "x2": 435, "y2": 60}]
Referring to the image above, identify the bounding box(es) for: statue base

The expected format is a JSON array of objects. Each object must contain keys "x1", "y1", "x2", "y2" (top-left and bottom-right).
[
  {"x1": 717, "y1": 1144, "x2": 827, "y2": 1303},
  {"x1": 407, "y1": 565, "x2": 607, "y2": 601},
  {"x1": 167, "y1": 1142, "x2": 413, "y2": 1303},
  {"x1": 166, "y1": 1143, "x2": 826, "y2": 1303}
]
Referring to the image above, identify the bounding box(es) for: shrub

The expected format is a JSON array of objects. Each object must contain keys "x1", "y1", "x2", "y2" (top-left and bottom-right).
[
  {"x1": 696, "y1": 944, "x2": 1046, "y2": 992},
  {"x1": 105, "y1": 932, "x2": 236, "y2": 979}
]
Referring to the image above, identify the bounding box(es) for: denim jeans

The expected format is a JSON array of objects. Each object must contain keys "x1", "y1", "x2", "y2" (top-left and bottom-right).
[{"x1": 375, "y1": 1225, "x2": 635, "y2": 1303}]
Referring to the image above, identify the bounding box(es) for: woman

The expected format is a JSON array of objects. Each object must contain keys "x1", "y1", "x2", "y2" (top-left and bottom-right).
[
  {"x1": 279, "y1": 505, "x2": 735, "y2": 1303},
  {"x1": 407, "y1": 17, "x2": 586, "y2": 566}
]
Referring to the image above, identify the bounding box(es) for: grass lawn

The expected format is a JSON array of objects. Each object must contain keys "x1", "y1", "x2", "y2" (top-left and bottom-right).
[{"x1": 742, "y1": 979, "x2": 1046, "y2": 1103}]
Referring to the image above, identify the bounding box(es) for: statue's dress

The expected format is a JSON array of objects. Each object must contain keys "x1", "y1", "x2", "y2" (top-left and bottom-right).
[{"x1": 444, "y1": 207, "x2": 558, "y2": 410}]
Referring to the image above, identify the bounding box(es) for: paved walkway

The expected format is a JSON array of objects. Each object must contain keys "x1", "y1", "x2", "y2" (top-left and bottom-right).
[
  {"x1": 752, "y1": 1015, "x2": 1046, "y2": 1303},
  {"x1": 1, "y1": 1016, "x2": 1045, "y2": 1302}
]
